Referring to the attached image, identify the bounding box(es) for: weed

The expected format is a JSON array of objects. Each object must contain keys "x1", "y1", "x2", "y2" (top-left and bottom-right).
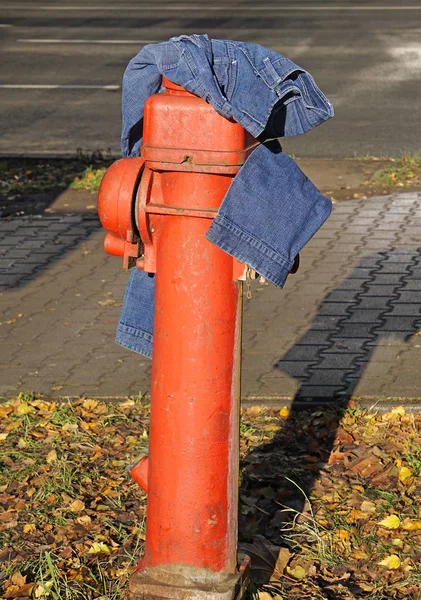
[
  {"x1": 372, "y1": 154, "x2": 421, "y2": 187},
  {"x1": 70, "y1": 166, "x2": 107, "y2": 191}
]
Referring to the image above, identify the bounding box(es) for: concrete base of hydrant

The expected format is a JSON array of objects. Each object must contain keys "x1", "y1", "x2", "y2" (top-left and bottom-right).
[{"x1": 127, "y1": 556, "x2": 251, "y2": 600}]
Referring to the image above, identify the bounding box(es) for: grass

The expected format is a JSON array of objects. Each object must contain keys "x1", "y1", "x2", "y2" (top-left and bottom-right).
[
  {"x1": 2, "y1": 397, "x2": 421, "y2": 599},
  {"x1": 371, "y1": 154, "x2": 421, "y2": 187},
  {"x1": 70, "y1": 166, "x2": 108, "y2": 191},
  {"x1": 0, "y1": 150, "x2": 114, "y2": 197}
]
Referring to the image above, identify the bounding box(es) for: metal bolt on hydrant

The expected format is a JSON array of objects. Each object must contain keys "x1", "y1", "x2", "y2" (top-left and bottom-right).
[{"x1": 97, "y1": 78, "x2": 257, "y2": 600}]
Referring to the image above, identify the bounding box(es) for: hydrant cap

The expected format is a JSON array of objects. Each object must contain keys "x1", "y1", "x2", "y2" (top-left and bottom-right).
[{"x1": 97, "y1": 157, "x2": 144, "y2": 238}]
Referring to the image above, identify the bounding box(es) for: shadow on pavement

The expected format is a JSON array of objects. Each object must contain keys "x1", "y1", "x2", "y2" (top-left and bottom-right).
[
  {"x1": 239, "y1": 246, "x2": 421, "y2": 581},
  {"x1": 0, "y1": 156, "x2": 111, "y2": 291}
]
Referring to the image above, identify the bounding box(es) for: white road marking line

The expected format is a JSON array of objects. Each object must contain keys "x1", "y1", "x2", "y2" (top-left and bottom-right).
[
  {"x1": 3, "y1": 4, "x2": 421, "y2": 9},
  {"x1": 0, "y1": 84, "x2": 120, "y2": 90},
  {"x1": 0, "y1": 23, "x2": 14, "y2": 26},
  {"x1": 17, "y1": 38, "x2": 160, "y2": 44}
]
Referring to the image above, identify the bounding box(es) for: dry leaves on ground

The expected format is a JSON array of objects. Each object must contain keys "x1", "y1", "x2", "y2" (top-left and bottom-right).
[{"x1": 1, "y1": 396, "x2": 421, "y2": 599}]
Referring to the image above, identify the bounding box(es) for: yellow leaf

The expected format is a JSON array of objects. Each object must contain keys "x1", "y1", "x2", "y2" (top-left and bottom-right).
[
  {"x1": 286, "y1": 565, "x2": 306, "y2": 580},
  {"x1": 377, "y1": 554, "x2": 401, "y2": 569},
  {"x1": 401, "y1": 518, "x2": 421, "y2": 531},
  {"x1": 336, "y1": 529, "x2": 351, "y2": 541},
  {"x1": 24, "y1": 523, "x2": 36, "y2": 533},
  {"x1": 0, "y1": 433, "x2": 9, "y2": 442},
  {"x1": 353, "y1": 485, "x2": 365, "y2": 493},
  {"x1": 279, "y1": 406, "x2": 290, "y2": 419},
  {"x1": 391, "y1": 406, "x2": 405, "y2": 416},
  {"x1": 359, "y1": 583, "x2": 374, "y2": 592},
  {"x1": 5, "y1": 420, "x2": 23, "y2": 431},
  {"x1": 392, "y1": 538, "x2": 404, "y2": 548},
  {"x1": 17, "y1": 437, "x2": 27, "y2": 449},
  {"x1": 76, "y1": 515, "x2": 91, "y2": 525},
  {"x1": 70, "y1": 499, "x2": 85, "y2": 513},
  {"x1": 399, "y1": 466, "x2": 412, "y2": 483},
  {"x1": 353, "y1": 550, "x2": 368, "y2": 560},
  {"x1": 264, "y1": 424, "x2": 280, "y2": 432},
  {"x1": 350, "y1": 508, "x2": 366, "y2": 521},
  {"x1": 46, "y1": 449, "x2": 57, "y2": 464},
  {"x1": 82, "y1": 399, "x2": 99, "y2": 411},
  {"x1": 88, "y1": 542, "x2": 112, "y2": 555},
  {"x1": 378, "y1": 515, "x2": 400, "y2": 529},
  {"x1": 361, "y1": 501, "x2": 376, "y2": 514},
  {"x1": 16, "y1": 403, "x2": 35, "y2": 416},
  {"x1": 11, "y1": 572, "x2": 26, "y2": 586},
  {"x1": 62, "y1": 422, "x2": 78, "y2": 434},
  {"x1": 258, "y1": 593, "x2": 273, "y2": 600},
  {"x1": 35, "y1": 581, "x2": 53, "y2": 598}
]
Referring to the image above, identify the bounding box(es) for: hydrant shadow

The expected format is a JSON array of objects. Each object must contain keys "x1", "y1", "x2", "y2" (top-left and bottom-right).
[{"x1": 238, "y1": 246, "x2": 421, "y2": 583}]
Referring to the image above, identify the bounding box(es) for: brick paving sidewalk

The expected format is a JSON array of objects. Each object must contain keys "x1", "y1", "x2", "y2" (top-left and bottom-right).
[{"x1": 1, "y1": 191, "x2": 421, "y2": 405}]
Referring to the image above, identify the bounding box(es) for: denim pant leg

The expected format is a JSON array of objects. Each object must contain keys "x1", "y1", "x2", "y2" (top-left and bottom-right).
[
  {"x1": 206, "y1": 144, "x2": 332, "y2": 288},
  {"x1": 115, "y1": 268, "x2": 155, "y2": 358}
]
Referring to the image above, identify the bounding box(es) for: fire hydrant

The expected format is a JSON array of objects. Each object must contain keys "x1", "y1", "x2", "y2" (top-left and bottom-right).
[{"x1": 98, "y1": 78, "x2": 256, "y2": 599}]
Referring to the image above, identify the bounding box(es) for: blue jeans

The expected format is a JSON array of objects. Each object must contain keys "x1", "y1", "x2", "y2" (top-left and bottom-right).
[{"x1": 116, "y1": 143, "x2": 331, "y2": 358}]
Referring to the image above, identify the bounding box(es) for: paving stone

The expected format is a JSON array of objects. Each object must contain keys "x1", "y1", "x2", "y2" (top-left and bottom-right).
[
  {"x1": 331, "y1": 323, "x2": 377, "y2": 338},
  {"x1": 389, "y1": 303, "x2": 421, "y2": 316},
  {"x1": 376, "y1": 316, "x2": 420, "y2": 333},
  {"x1": 345, "y1": 309, "x2": 386, "y2": 324},
  {"x1": 318, "y1": 302, "x2": 355, "y2": 317},
  {"x1": 312, "y1": 353, "x2": 362, "y2": 370},
  {"x1": 295, "y1": 385, "x2": 348, "y2": 399}
]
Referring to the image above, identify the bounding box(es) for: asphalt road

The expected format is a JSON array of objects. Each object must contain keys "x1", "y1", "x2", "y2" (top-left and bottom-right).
[{"x1": 1, "y1": 0, "x2": 421, "y2": 158}]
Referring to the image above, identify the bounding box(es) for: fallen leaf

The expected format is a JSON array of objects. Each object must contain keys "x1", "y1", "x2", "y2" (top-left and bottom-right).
[
  {"x1": 5, "y1": 420, "x2": 23, "y2": 431},
  {"x1": 62, "y1": 422, "x2": 78, "y2": 434},
  {"x1": 23, "y1": 523, "x2": 36, "y2": 533},
  {"x1": 359, "y1": 582, "x2": 375, "y2": 592},
  {"x1": 286, "y1": 565, "x2": 306, "y2": 580},
  {"x1": 15, "y1": 403, "x2": 35, "y2": 416},
  {"x1": 392, "y1": 538, "x2": 404, "y2": 548},
  {"x1": 46, "y1": 449, "x2": 57, "y2": 464},
  {"x1": 70, "y1": 499, "x2": 85, "y2": 513},
  {"x1": 11, "y1": 572, "x2": 26, "y2": 587},
  {"x1": 378, "y1": 515, "x2": 400, "y2": 529},
  {"x1": 352, "y1": 550, "x2": 368, "y2": 560},
  {"x1": 399, "y1": 466, "x2": 412, "y2": 483},
  {"x1": 361, "y1": 501, "x2": 376, "y2": 514},
  {"x1": 76, "y1": 515, "x2": 91, "y2": 525},
  {"x1": 401, "y1": 518, "x2": 421, "y2": 531},
  {"x1": 82, "y1": 399, "x2": 99, "y2": 411},
  {"x1": 88, "y1": 542, "x2": 112, "y2": 555},
  {"x1": 279, "y1": 407, "x2": 290, "y2": 419},
  {"x1": 271, "y1": 547, "x2": 291, "y2": 579},
  {"x1": 377, "y1": 554, "x2": 401, "y2": 569},
  {"x1": 34, "y1": 581, "x2": 53, "y2": 598},
  {"x1": 336, "y1": 529, "x2": 351, "y2": 541}
]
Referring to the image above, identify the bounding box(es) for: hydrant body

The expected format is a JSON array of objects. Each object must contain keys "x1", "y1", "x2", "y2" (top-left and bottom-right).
[{"x1": 98, "y1": 78, "x2": 255, "y2": 599}]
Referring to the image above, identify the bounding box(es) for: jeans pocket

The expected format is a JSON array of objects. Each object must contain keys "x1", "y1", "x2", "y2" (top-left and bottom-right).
[
  {"x1": 259, "y1": 56, "x2": 304, "y2": 90},
  {"x1": 213, "y1": 56, "x2": 238, "y2": 100}
]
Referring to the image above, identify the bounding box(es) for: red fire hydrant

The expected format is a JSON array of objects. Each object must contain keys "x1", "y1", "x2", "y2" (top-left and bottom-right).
[{"x1": 98, "y1": 78, "x2": 256, "y2": 599}]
